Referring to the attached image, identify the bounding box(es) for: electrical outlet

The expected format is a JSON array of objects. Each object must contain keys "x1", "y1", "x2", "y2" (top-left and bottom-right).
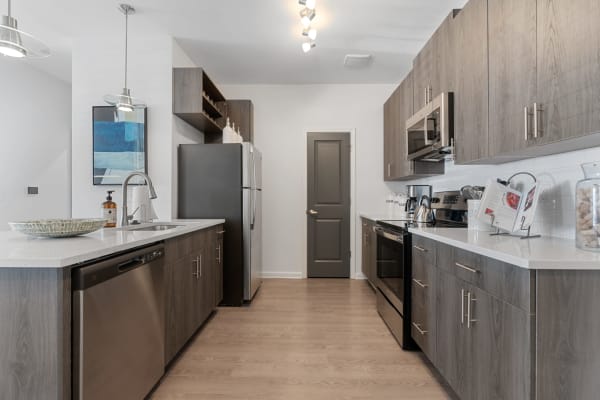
[{"x1": 27, "y1": 186, "x2": 39, "y2": 195}]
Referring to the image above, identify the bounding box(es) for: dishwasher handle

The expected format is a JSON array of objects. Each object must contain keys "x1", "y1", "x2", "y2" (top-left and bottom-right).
[{"x1": 72, "y1": 243, "x2": 164, "y2": 291}]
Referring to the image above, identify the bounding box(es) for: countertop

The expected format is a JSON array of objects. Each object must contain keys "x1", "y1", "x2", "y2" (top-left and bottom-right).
[
  {"x1": 360, "y1": 213, "x2": 409, "y2": 222},
  {"x1": 409, "y1": 227, "x2": 600, "y2": 270},
  {"x1": 0, "y1": 219, "x2": 225, "y2": 269}
]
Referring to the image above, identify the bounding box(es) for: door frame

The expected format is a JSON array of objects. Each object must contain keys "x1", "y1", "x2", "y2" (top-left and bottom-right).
[{"x1": 303, "y1": 129, "x2": 357, "y2": 279}]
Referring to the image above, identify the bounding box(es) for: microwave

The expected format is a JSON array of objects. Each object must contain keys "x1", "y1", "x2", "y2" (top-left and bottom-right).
[{"x1": 405, "y1": 92, "x2": 454, "y2": 162}]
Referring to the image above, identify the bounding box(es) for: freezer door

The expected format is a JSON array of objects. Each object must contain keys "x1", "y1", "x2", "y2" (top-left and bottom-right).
[{"x1": 242, "y1": 143, "x2": 253, "y2": 189}]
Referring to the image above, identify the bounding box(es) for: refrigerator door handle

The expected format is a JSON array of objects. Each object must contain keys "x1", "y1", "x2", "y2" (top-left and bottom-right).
[{"x1": 251, "y1": 151, "x2": 257, "y2": 230}]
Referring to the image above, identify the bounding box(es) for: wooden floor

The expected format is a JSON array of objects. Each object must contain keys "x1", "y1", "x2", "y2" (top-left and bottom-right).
[{"x1": 151, "y1": 279, "x2": 451, "y2": 400}]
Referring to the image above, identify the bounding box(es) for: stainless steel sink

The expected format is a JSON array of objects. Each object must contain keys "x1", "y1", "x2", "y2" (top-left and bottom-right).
[{"x1": 125, "y1": 224, "x2": 182, "y2": 232}]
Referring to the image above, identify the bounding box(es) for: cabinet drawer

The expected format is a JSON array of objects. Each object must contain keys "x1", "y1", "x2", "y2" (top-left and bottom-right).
[
  {"x1": 412, "y1": 235, "x2": 436, "y2": 277},
  {"x1": 377, "y1": 289, "x2": 405, "y2": 346},
  {"x1": 411, "y1": 282, "x2": 434, "y2": 360},
  {"x1": 437, "y1": 243, "x2": 534, "y2": 312}
]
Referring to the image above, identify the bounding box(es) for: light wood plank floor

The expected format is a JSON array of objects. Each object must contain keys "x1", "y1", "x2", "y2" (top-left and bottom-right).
[{"x1": 152, "y1": 279, "x2": 451, "y2": 400}]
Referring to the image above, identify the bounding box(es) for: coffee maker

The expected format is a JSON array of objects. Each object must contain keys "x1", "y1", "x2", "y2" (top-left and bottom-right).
[{"x1": 405, "y1": 185, "x2": 432, "y2": 217}]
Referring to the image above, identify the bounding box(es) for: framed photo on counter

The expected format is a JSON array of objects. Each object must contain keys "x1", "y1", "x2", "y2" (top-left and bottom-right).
[{"x1": 92, "y1": 106, "x2": 148, "y2": 185}]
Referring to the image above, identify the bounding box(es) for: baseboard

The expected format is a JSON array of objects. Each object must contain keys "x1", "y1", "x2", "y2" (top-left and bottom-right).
[{"x1": 262, "y1": 271, "x2": 303, "y2": 279}]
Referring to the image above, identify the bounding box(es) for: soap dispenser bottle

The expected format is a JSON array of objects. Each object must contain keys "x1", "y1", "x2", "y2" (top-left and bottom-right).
[{"x1": 102, "y1": 190, "x2": 117, "y2": 228}]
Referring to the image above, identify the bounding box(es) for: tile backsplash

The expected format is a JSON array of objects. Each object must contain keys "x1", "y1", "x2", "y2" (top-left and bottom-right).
[{"x1": 387, "y1": 147, "x2": 600, "y2": 239}]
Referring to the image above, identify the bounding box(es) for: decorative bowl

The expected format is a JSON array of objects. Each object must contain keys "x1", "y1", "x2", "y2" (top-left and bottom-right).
[{"x1": 8, "y1": 219, "x2": 107, "y2": 238}]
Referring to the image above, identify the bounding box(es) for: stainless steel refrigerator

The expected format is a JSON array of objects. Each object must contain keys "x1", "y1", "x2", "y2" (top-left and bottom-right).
[{"x1": 178, "y1": 143, "x2": 262, "y2": 305}]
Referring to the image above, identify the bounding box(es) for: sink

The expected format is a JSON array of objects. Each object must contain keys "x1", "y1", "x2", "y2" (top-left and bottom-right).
[{"x1": 124, "y1": 224, "x2": 183, "y2": 232}]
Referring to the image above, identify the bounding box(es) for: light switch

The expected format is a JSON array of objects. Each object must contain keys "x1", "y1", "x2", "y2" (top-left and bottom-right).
[{"x1": 27, "y1": 186, "x2": 39, "y2": 195}]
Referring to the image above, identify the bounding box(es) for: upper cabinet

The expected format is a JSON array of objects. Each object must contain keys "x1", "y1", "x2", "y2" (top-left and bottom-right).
[
  {"x1": 454, "y1": 0, "x2": 489, "y2": 164},
  {"x1": 225, "y1": 100, "x2": 254, "y2": 143},
  {"x1": 536, "y1": 0, "x2": 600, "y2": 145},
  {"x1": 390, "y1": 0, "x2": 600, "y2": 166},
  {"x1": 413, "y1": 10, "x2": 459, "y2": 110},
  {"x1": 487, "y1": 0, "x2": 537, "y2": 158},
  {"x1": 173, "y1": 68, "x2": 227, "y2": 142}
]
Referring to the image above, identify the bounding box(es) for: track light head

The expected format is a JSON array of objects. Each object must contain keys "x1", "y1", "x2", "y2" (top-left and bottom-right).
[
  {"x1": 302, "y1": 41, "x2": 316, "y2": 53},
  {"x1": 300, "y1": 7, "x2": 316, "y2": 28},
  {"x1": 298, "y1": 0, "x2": 316, "y2": 10}
]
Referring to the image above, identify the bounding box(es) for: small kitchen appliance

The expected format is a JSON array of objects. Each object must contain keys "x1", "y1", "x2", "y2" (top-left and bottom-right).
[{"x1": 405, "y1": 185, "x2": 432, "y2": 217}]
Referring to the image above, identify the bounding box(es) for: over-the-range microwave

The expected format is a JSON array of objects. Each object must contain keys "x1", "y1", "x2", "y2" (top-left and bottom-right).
[{"x1": 405, "y1": 92, "x2": 454, "y2": 162}]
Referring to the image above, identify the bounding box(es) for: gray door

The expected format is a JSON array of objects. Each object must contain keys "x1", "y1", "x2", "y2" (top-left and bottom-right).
[{"x1": 307, "y1": 132, "x2": 351, "y2": 278}]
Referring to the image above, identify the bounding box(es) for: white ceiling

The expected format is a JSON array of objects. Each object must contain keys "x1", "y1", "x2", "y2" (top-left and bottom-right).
[{"x1": 6, "y1": 0, "x2": 467, "y2": 84}]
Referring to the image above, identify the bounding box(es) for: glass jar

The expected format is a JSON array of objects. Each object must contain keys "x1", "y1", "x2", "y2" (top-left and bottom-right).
[{"x1": 576, "y1": 162, "x2": 600, "y2": 251}]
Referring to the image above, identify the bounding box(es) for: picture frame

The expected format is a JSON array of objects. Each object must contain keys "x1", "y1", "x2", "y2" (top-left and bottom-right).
[{"x1": 92, "y1": 106, "x2": 148, "y2": 185}]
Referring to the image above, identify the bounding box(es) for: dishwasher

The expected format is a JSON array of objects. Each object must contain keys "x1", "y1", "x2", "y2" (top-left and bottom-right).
[{"x1": 72, "y1": 243, "x2": 165, "y2": 400}]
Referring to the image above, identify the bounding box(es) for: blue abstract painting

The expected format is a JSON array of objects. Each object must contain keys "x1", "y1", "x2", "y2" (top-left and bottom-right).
[{"x1": 93, "y1": 107, "x2": 147, "y2": 185}]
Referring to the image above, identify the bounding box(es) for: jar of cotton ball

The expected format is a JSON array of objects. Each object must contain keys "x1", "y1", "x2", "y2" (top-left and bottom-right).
[{"x1": 576, "y1": 162, "x2": 600, "y2": 251}]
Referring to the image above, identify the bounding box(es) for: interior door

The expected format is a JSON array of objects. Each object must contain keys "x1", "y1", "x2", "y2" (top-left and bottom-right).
[{"x1": 306, "y1": 132, "x2": 351, "y2": 278}]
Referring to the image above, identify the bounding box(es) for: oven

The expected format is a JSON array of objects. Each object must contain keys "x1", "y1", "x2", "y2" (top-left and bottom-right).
[{"x1": 374, "y1": 222, "x2": 416, "y2": 350}]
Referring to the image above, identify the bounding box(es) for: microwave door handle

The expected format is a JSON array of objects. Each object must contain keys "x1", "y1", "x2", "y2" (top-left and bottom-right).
[{"x1": 423, "y1": 117, "x2": 433, "y2": 146}]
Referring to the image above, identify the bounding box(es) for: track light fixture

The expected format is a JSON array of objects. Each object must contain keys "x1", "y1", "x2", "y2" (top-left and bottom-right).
[
  {"x1": 302, "y1": 27, "x2": 317, "y2": 41},
  {"x1": 302, "y1": 41, "x2": 316, "y2": 53},
  {"x1": 298, "y1": 0, "x2": 316, "y2": 10},
  {"x1": 298, "y1": 0, "x2": 317, "y2": 52},
  {"x1": 299, "y1": 7, "x2": 315, "y2": 28}
]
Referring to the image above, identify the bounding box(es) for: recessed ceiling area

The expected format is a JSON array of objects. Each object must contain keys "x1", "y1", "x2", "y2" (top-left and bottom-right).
[{"x1": 6, "y1": 0, "x2": 467, "y2": 84}]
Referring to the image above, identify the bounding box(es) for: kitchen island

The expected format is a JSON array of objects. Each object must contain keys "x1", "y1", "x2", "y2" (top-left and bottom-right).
[
  {"x1": 0, "y1": 219, "x2": 224, "y2": 400},
  {"x1": 407, "y1": 227, "x2": 600, "y2": 400}
]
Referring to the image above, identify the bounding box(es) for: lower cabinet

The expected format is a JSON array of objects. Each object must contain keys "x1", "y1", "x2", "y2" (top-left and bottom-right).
[
  {"x1": 164, "y1": 225, "x2": 224, "y2": 364},
  {"x1": 414, "y1": 236, "x2": 533, "y2": 400}
]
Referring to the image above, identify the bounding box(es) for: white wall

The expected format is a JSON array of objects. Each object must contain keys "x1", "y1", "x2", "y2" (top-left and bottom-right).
[
  {"x1": 221, "y1": 84, "x2": 395, "y2": 279},
  {"x1": 388, "y1": 148, "x2": 600, "y2": 239},
  {"x1": 72, "y1": 35, "x2": 176, "y2": 220},
  {"x1": 0, "y1": 60, "x2": 71, "y2": 229}
]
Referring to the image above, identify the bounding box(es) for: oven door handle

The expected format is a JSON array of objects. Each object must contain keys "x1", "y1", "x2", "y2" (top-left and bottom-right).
[{"x1": 375, "y1": 227, "x2": 404, "y2": 244}]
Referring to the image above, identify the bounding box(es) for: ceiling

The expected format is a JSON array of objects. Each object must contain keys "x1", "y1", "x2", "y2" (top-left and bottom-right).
[{"x1": 6, "y1": 0, "x2": 467, "y2": 84}]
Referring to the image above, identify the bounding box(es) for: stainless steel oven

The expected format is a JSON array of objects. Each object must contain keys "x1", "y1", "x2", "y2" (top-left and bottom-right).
[{"x1": 375, "y1": 222, "x2": 416, "y2": 350}]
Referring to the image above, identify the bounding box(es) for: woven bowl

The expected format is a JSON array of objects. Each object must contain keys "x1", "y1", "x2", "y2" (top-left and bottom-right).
[{"x1": 8, "y1": 219, "x2": 107, "y2": 238}]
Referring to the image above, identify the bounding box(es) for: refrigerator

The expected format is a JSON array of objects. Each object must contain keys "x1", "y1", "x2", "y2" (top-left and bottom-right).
[{"x1": 178, "y1": 143, "x2": 262, "y2": 305}]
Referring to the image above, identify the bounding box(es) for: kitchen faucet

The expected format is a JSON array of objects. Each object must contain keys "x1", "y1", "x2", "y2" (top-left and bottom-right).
[{"x1": 121, "y1": 172, "x2": 158, "y2": 226}]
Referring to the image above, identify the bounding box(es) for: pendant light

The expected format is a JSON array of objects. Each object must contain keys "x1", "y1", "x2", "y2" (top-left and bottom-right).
[
  {"x1": 0, "y1": 0, "x2": 50, "y2": 58},
  {"x1": 103, "y1": 4, "x2": 146, "y2": 112}
]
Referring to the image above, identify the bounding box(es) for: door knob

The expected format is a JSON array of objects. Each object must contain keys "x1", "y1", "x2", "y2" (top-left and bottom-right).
[{"x1": 307, "y1": 209, "x2": 319, "y2": 216}]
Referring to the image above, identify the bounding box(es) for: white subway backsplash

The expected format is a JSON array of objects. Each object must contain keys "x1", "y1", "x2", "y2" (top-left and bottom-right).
[{"x1": 387, "y1": 147, "x2": 600, "y2": 239}]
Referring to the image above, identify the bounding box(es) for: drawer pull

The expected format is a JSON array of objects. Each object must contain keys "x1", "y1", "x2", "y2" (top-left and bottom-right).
[
  {"x1": 413, "y1": 245, "x2": 427, "y2": 253},
  {"x1": 455, "y1": 262, "x2": 479, "y2": 274},
  {"x1": 412, "y1": 322, "x2": 428, "y2": 336},
  {"x1": 412, "y1": 278, "x2": 428, "y2": 289}
]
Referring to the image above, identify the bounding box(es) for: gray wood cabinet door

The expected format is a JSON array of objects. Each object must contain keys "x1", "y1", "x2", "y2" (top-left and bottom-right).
[
  {"x1": 411, "y1": 239, "x2": 437, "y2": 362},
  {"x1": 536, "y1": 0, "x2": 600, "y2": 145},
  {"x1": 468, "y1": 284, "x2": 533, "y2": 400},
  {"x1": 361, "y1": 219, "x2": 370, "y2": 279},
  {"x1": 383, "y1": 73, "x2": 414, "y2": 181},
  {"x1": 164, "y1": 236, "x2": 197, "y2": 364},
  {"x1": 435, "y1": 269, "x2": 471, "y2": 399},
  {"x1": 413, "y1": 39, "x2": 434, "y2": 110},
  {"x1": 368, "y1": 221, "x2": 377, "y2": 283},
  {"x1": 454, "y1": 0, "x2": 489, "y2": 164},
  {"x1": 488, "y1": 0, "x2": 537, "y2": 156}
]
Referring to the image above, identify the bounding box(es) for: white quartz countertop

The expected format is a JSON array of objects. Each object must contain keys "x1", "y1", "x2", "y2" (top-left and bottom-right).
[
  {"x1": 409, "y1": 227, "x2": 600, "y2": 270},
  {"x1": 360, "y1": 213, "x2": 404, "y2": 222},
  {"x1": 0, "y1": 219, "x2": 225, "y2": 268}
]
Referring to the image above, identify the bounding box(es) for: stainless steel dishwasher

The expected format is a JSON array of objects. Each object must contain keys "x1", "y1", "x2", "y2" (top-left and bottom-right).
[{"x1": 72, "y1": 243, "x2": 165, "y2": 400}]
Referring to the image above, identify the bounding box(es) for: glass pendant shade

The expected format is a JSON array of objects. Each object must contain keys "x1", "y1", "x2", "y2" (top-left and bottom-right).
[{"x1": 0, "y1": 13, "x2": 49, "y2": 58}]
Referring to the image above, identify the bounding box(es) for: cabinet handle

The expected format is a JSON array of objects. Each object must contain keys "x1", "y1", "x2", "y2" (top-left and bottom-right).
[
  {"x1": 216, "y1": 245, "x2": 221, "y2": 264},
  {"x1": 467, "y1": 291, "x2": 478, "y2": 328},
  {"x1": 387, "y1": 163, "x2": 391, "y2": 177},
  {"x1": 217, "y1": 230, "x2": 226, "y2": 234},
  {"x1": 424, "y1": 87, "x2": 428, "y2": 105},
  {"x1": 412, "y1": 322, "x2": 428, "y2": 336},
  {"x1": 461, "y1": 289, "x2": 466, "y2": 325},
  {"x1": 412, "y1": 278, "x2": 428, "y2": 289},
  {"x1": 192, "y1": 257, "x2": 200, "y2": 279},
  {"x1": 455, "y1": 262, "x2": 479, "y2": 274},
  {"x1": 413, "y1": 245, "x2": 427, "y2": 253},
  {"x1": 524, "y1": 106, "x2": 531, "y2": 141},
  {"x1": 533, "y1": 102, "x2": 543, "y2": 138},
  {"x1": 199, "y1": 254, "x2": 202, "y2": 278}
]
